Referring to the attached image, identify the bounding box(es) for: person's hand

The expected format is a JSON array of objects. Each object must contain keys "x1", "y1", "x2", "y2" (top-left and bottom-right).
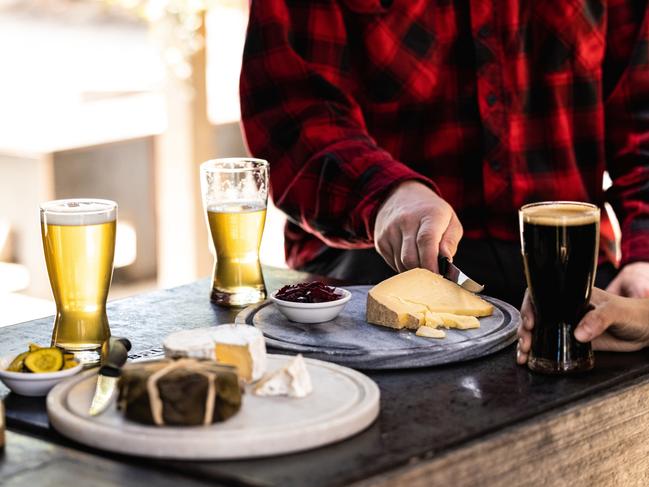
[
  {"x1": 374, "y1": 181, "x2": 463, "y2": 273},
  {"x1": 517, "y1": 288, "x2": 649, "y2": 364},
  {"x1": 606, "y1": 262, "x2": 649, "y2": 298}
]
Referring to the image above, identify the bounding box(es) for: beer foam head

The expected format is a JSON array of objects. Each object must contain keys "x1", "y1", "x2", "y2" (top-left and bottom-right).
[
  {"x1": 40, "y1": 199, "x2": 117, "y2": 226},
  {"x1": 520, "y1": 202, "x2": 600, "y2": 226}
]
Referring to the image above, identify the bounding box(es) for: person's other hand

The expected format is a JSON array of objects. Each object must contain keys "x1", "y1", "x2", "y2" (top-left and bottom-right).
[
  {"x1": 517, "y1": 287, "x2": 649, "y2": 365},
  {"x1": 374, "y1": 181, "x2": 463, "y2": 273},
  {"x1": 606, "y1": 262, "x2": 649, "y2": 298}
]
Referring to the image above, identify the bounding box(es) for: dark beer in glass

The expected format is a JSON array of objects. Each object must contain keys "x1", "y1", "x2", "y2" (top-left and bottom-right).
[{"x1": 519, "y1": 202, "x2": 600, "y2": 374}]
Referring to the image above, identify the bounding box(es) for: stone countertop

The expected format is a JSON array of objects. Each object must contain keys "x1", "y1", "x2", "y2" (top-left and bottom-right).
[{"x1": 2, "y1": 267, "x2": 649, "y2": 487}]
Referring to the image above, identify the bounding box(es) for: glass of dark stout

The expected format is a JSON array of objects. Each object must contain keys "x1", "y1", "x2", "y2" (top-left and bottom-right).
[{"x1": 519, "y1": 201, "x2": 600, "y2": 374}]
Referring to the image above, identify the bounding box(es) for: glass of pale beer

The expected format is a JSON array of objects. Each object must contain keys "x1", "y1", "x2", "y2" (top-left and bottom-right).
[
  {"x1": 40, "y1": 199, "x2": 117, "y2": 365},
  {"x1": 201, "y1": 158, "x2": 269, "y2": 307}
]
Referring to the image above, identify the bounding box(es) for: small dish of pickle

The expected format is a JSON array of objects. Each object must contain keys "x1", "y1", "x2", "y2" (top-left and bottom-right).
[{"x1": 0, "y1": 344, "x2": 83, "y2": 397}]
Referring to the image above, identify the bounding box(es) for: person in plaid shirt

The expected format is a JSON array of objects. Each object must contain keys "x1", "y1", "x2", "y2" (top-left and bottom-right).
[{"x1": 240, "y1": 0, "x2": 649, "y2": 306}]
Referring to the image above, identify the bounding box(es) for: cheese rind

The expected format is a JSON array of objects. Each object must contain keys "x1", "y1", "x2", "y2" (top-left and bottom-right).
[
  {"x1": 253, "y1": 354, "x2": 312, "y2": 398},
  {"x1": 163, "y1": 328, "x2": 217, "y2": 360},
  {"x1": 367, "y1": 268, "x2": 492, "y2": 330}
]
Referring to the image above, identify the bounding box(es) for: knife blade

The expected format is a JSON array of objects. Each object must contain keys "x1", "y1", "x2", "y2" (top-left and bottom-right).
[
  {"x1": 88, "y1": 337, "x2": 132, "y2": 416},
  {"x1": 438, "y1": 256, "x2": 485, "y2": 293}
]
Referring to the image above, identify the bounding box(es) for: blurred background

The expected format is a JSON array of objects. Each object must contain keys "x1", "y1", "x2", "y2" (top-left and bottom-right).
[{"x1": 0, "y1": 0, "x2": 287, "y2": 326}]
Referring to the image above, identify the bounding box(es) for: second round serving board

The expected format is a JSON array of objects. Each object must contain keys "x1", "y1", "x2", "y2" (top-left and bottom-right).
[{"x1": 237, "y1": 286, "x2": 519, "y2": 370}]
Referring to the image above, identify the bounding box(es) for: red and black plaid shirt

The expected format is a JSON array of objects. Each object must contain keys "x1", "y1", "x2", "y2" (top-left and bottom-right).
[{"x1": 240, "y1": 0, "x2": 649, "y2": 269}]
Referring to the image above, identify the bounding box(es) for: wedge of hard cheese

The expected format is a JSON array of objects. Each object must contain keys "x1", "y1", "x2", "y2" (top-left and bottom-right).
[{"x1": 366, "y1": 268, "x2": 493, "y2": 330}]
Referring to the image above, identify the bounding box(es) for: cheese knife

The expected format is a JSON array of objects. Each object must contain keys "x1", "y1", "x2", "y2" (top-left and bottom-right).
[
  {"x1": 88, "y1": 337, "x2": 132, "y2": 416},
  {"x1": 438, "y1": 256, "x2": 485, "y2": 293}
]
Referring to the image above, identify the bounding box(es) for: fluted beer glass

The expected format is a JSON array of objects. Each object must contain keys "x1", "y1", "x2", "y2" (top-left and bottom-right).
[
  {"x1": 201, "y1": 158, "x2": 269, "y2": 307},
  {"x1": 520, "y1": 201, "x2": 600, "y2": 374},
  {"x1": 41, "y1": 199, "x2": 117, "y2": 365}
]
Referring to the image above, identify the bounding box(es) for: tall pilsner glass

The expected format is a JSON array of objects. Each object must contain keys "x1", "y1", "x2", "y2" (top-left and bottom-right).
[
  {"x1": 41, "y1": 199, "x2": 117, "y2": 365},
  {"x1": 201, "y1": 158, "x2": 269, "y2": 307},
  {"x1": 519, "y1": 201, "x2": 600, "y2": 374}
]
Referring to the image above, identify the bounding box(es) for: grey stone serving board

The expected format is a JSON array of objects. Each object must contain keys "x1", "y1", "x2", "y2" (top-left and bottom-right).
[{"x1": 236, "y1": 286, "x2": 519, "y2": 370}]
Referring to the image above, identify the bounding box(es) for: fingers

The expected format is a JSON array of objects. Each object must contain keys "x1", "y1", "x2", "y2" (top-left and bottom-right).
[
  {"x1": 516, "y1": 328, "x2": 532, "y2": 365},
  {"x1": 623, "y1": 281, "x2": 649, "y2": 299},
  {"x1": 376, "y1": 229, "x2": 400, "y2": 272},
  {"x1": 605, "y1": 275, "x2": 623, "y2": 296},
  {"x1": 416, "y1": 218, "x2": 444, "y2": 273},
  {"x1": 373, "y1": 181, "x2": 463, "y2": 274},
  {"x1": 574, "y1": 307, "x2": 613, "y2": 343},
  {"x1": 520, "y1": 290, "x2": 535, "y2": 331},
  {"x1": 605, "y1": 262, "x2": 649, "y2": 298},
  {"x1": 516, "y1": 343, "x2": 529, "y2": 365},
  {"x1": 588, "y1": 287, "x2": 607, "y2": 306},
  {"x1": 438, "y1": 214, "x2": 463, "y2": 260},
  {"x1": 399, "y1": 233, "x2": 419, "y2": 272},
  {"x1": 516, "y1": 289, "x2": 534, "y2": 365}
]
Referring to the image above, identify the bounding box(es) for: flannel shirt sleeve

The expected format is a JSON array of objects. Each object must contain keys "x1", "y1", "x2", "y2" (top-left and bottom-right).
[
  {"x1": 604, "y1": 2, "x2": 649, "y2": 266},
  {"x1": 239, "y1": 0, "x2": 438, "y2": 249}
]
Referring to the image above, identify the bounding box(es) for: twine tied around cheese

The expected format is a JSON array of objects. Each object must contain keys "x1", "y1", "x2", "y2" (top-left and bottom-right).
[{"x1": 146, "y1": 359, "x2": 217, "y2": 426}]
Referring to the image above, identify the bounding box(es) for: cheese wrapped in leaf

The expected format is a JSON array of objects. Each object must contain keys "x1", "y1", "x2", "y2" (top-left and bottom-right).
[{"x1": 117, "y1": 359, "x2": 242, "y2": 426}]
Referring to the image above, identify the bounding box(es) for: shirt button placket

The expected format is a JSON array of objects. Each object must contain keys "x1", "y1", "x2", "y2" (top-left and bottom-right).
[{"x1": 472, "y1": 1, "x2": 509, "y2": 212}]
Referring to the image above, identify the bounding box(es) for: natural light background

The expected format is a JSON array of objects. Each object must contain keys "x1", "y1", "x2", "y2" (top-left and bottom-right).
[{"x1": 0, "y1": 0, "x2": 286, "y2": 326}]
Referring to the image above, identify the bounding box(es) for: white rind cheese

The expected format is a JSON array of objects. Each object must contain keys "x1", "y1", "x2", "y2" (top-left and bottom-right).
[
  {"x1": 212, "y1": 324, "x2": 267, "y2": 382},
  {"x1": 253, "y1": 354, "x2": 312, "y2": 398},
  {"x1": 163, "y1": 328, "x2": 217, "y2": 360},
  {"x1": 163, "y1": 325, "x2": 267, "y2": 382}
]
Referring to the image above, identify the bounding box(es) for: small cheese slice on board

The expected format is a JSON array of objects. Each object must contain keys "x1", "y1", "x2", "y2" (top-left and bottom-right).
[
  {"x1": 416, "y1": 326, "x2": 446, "y2": 339},
  {"x1": 253, "y1": 354, "x2": 312, "y2": 398},
  {"x1": 367, "y1": 268, "x2": 493, "y2": 330}
]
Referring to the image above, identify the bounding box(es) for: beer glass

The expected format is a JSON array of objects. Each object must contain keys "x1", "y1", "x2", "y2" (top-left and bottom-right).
[
  {"x1": 200, "y1": 158, "x2": 269, "y2": 307},
  {"x1": 41, "y1": 199, "x2": 117, "y2": 365},
  {"x1": 519, "y1": 201, "x2": 600, "y2": 374}
]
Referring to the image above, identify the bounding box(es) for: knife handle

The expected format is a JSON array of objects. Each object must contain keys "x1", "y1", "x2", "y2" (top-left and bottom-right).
[
  {"x1": 99, "y1": 337, "x2": 132, "y2": 377},
  {"x1": 438, "y1": 256, "x2": 450, "y2": 276}
]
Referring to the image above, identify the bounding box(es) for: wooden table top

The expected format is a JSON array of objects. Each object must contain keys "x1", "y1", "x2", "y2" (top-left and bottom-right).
[{"x1": 2, "y1": 267, "x2": 649, "y2": 486}]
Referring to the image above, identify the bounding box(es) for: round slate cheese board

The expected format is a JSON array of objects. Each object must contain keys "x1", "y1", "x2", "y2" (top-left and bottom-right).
[
  {"x1": 236, "y1": 286, "x2": 519, "y2": 370},
  {"x1": 47, "y1": 354, "x2": 380, "y2": 460}
]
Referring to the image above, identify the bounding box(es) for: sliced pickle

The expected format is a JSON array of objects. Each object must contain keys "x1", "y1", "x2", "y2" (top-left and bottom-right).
[
  {"x1": 28, "y1": 343, "x2": 43, "y2": 353},
  {"x1": 62, "y1": 359, "x2": 78, "y2": 370},
  {"x1": 24, "y1": 348, "x2": 64, "y2": 373},
  {"x1": 7, "y1": 351, "x2": 30, "y2": 372}
]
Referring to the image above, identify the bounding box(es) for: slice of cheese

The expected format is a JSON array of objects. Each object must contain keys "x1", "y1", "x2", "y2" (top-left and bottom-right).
[
  {"x1": 253, "y1": 354, "x2": 312, "y2": 398},
  {"x1": 211, "y1": 325, "x2": 267, "y2": 383},
  {"x1": 367, "y1": 268, "x2": 493, "y2": 330},
  {"x1": 416, "y1": 326, "x2": 446, "y2": 339},
  {"x1": 163, "y1": 325, "x2": 267, "y2": 383}
]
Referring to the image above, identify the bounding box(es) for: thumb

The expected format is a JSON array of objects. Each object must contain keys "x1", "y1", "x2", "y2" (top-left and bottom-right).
[
  {"x1": 574, "y1": 307, "x2": 613, "y2": 343},
  {"x1": 438, "y1": 214, "x2": 463, "y2": 260}
]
